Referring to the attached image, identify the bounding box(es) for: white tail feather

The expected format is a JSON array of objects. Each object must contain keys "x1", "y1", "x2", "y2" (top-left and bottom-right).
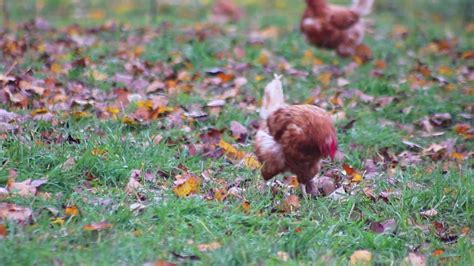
[
  {"x1": 260, "y1": 74, "x2": 285, "y2": 119},
  {"x1": 352, "y1": 0, "x2": 374, "y2": 16}
]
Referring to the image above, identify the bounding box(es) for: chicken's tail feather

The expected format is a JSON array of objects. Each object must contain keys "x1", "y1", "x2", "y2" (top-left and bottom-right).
[
  {"x1": 260, "y1": 74, "x2": 285, "y2": 120},
  {"x1": 351, "y1": 0, "x2": 374, "y2": 16}
]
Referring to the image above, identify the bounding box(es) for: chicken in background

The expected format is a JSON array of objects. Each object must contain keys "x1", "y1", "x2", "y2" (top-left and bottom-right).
[
  {"x1": 301, "y1": 0, "x2": 374, "y2": 57},
  {"x1": 255, "y1": 75, "x2": 338, "y2": 196},
  {"x1": 211, "y1": 0, "x2": 245, "y2": 23}
]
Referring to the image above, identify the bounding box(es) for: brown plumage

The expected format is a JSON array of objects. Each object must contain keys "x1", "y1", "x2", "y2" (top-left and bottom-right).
[
  {"x1": 255, "y1": 76, "x2": 337, "y2": 196},
  {"x1": 301, "y1": 0, "x2": 373, "y2": 57}
]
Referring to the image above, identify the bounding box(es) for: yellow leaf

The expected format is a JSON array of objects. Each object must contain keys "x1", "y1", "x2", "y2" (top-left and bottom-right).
[
  {"x1": 350, "y1": 250, "x2": 372, "y2": 266},
  {"x1": 301, "y1": 49, "x2": 314, "y2": 65},
  {"x1": 137, "y1": 100, "x2": 153, "y2": 110},
  {"x1": 106, "y1": 106, "x2": 120, "y2": 115},
  {"x1": 243, "y1": 155, "x2": 261, "y2": 170},
  {"x1": 91, "y1": 148, "x2": 107, "y2": 156},
  {"x1": 133, "y1": 46, "x2": 144, "y2": 58},
  {"x1": 257, "y1": 50, "x2": 270, "y2": 66},
  {"x1": 157, "y1": 106, "x2": 174, "y2": 114},
  {"x1": 50, "y1": 63, "x2": 63, "y2": 74},
  {"x1": 352, "y1": 173, "x2": 363, "y2": 182},
  {"x1": 71, "y1": 111, "x2": 90, "y2": 119},
  {"x1": 51, "y1": 217, "x2": 65, "y2": 226},
  {"x1": 122, "y1": 116, "x2": 138, "y2": 126},
  {"x1": 31, "y1": 108, "x2": 48, "y2": 116},
  {"x1": 219, "y1": 139, "x2": 245, "y2": 161},
  {"x1": 450, "y1": 152, "x2": 465, "y2": 161},
  {"x1": 303, "y1": 96, "x2": 317, "y2": 105},
  {"x1": 173, "y1": 174, "x2": 200, "y2": 198},
  {"x1": 438, "y1": 66, "x2": 453, "y2": 76},
  {"x1": 318, "y1": 72, "x2": 332, "y2": 87},
  {"x1": 65, "y1": 205, "x2": 79, "y2": 217},
  {"x1": 214, "y1": 188, "x2": 228, "y2": 201}
]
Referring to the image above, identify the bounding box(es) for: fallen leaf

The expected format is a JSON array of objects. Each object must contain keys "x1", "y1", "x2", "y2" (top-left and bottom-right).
[
  {"x1": 430, "y1": 113, "x2": 452, "y2": 127},
  {"x1": 173, "y1": 173, "x2": 200, "y2": 198},
  {"x1": 318, "y1": 72, "x2": 332, "y2": 87},
  {"x1": 370, "y1": 218, "x2": 397, "y2": 234},
  {"x1": 363, "y1": 187, "x2": 375, "y2": 200},
  {"x1": 454, "y1": 123, "x2": 473, "y2": 139},
  {"x1": 343, "y1": 164, "x2": 363, "y2": 182},
  {"x1": 402, "y1": 252, "x2": 426, "y2": 266},
  {"x1": 0, "y1": 203, "x2": 32, "y2": 224},
  {"x1": 229, "y1": 121, "x2": 248, "y2": 141},
  {"x1": 213, "y1": 188, "x2": 228, "y2": 201},
  {"x1": 349, "y1": 250, "x2": 372, "y2": 266},
  {"x1": 420, "y1": 209, "x2": 438, "y2": 217},
  {"x1": 242, "y1": 155, "x2": 261, "y2": 170},
  {"x1": 83, "y1": 221, "x2": 113, "y2": 231},
  {"x1": 0, "y1": 224, "x2": 7, "y2": 237},
  {"x1": 276, "y1": 251, "x2": 289, "y2": 261},
  {"x1": 279, "y1": 194, "x2": 301, "y2": 213},
  {"x1": 197, "y1": 241, "x2": 221, "y2": 252},
  {"x1": 284, "y1": 176, "x2": 299, "y2": 188},
  {"x1": 51, "y1": 217, "x2": 65, "y2": 226},
  {"x1": 61, "y1": 157, "x2": 76, "y2": 171},
  {"x1": 0, "y1": 187, "x2": 8, "y2": 198},
  {"x1": 314, "y1": 176, "x2": 336, "y2": 196},
  {"x1": 432, "y1": 249, "x2": 444, "y2": 257},
  {"x1": 241, "y1": 201, "x2": 251, "y2": 213},
  {"x1": 7, "y1": 178, "x2": 47, "y2": 197},
  {"x1": 328, "y1": 186, "x2": 347, "y2": 200},
  {"x1": 125, "y1": 170, "x2": 143, "y2": 194},
  {"x1": 61, "y1": 205, "x2": 79, "y2": 218}
]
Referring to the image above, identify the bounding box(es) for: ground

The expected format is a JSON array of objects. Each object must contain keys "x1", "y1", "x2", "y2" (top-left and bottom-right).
[{"x1": 0, "y1": 0, "x2": 473, "y2": 265}]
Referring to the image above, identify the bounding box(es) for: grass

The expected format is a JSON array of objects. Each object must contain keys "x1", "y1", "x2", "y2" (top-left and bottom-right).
[{"x1": 1, "y1": 0, "x2": 473, "y2": 265}]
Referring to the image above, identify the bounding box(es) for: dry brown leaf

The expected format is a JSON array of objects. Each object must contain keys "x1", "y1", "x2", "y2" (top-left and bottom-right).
[
  {"x1": 420, "y1": 209, "x2": 438, "y2": 217},
  {"x1": 349, "y1": 250, "x2": 372, "y2": 266},
  {"x1": 370, "y1": 218, "x2": 397, "y2": 234},
  {"x1": 0, "y1": 224, "x2": 7, "y2": 237},
  {"x1": 0, "y1": 203, "x2": 32, "y2": 224},
  {"x1": 402, "y1": 252, "x2": 426, "y2": 266},
  {"x1": 197, "y1": 241, "x2": 221, "y2": 252},
  {"x1": 241, "y1": 201, "x2": 251, "y2": 213},
  {"x1": 276, "y1": 251, "x2": 289, "y2": 261},
  {"x1": 7, "y1": 178, "x2": 47, "y2": 197},
  {"x1": 83, "y1": 221, "x2": 113, "y2": 231},
  {"x1": 279, "y1": 195, "x2": 301, "y2": 213},
  {"x1": 125, "y1": 170, "x2": 143, "y2": 194}
]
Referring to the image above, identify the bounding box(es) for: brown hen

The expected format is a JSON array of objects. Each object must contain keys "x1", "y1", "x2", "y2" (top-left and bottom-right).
[
  {"x1": 301, "y1": 0, "x2": 374, "y2": 57},
  {"x1": 255, "y1": 75, "x2": 338, "y2": 196}
]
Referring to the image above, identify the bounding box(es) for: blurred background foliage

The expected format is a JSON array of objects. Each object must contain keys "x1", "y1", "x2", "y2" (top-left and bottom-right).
[{"x1": 0, "y1": 0, "x2": 473, "y2": 27}]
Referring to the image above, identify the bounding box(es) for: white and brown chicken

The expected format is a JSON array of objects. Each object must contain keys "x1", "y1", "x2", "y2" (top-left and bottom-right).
[{"x1": 255, "y1": 75, "x2": 338, "y2": 196}]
